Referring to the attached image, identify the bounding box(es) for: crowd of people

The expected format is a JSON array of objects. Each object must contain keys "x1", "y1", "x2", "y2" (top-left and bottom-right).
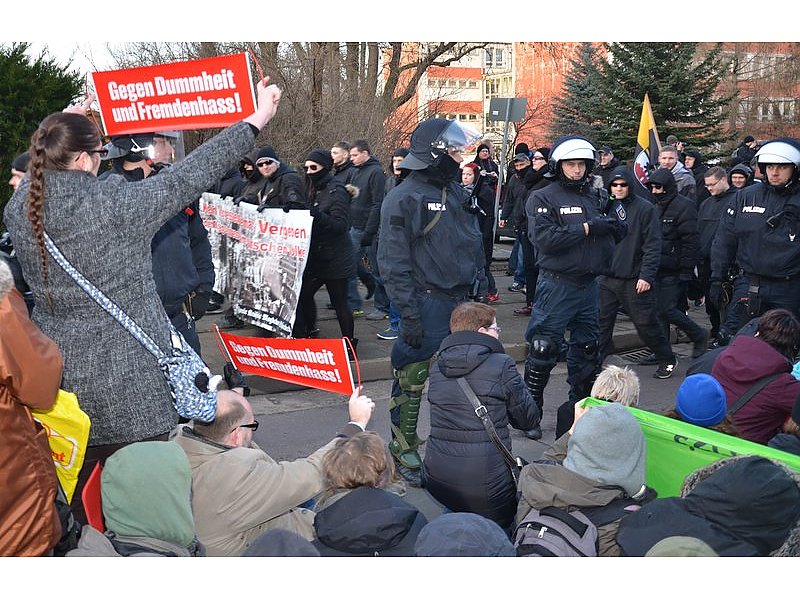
[{"x1": 3, "y1": 74, "x2": 800, "y2": 558}]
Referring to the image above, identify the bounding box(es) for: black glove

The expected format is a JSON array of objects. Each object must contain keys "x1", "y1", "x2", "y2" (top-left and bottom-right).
[
  {"x1": 402, "y1": 317, "x2": 424, "y2": 349},
  {"x1": 189, "y1": 290, "x2": 211, "y2": 320},
  {"x1": 587, "y1": 216, "x2": 616, "y2": 236},
  {"x1": 708, "y1": 279, "x2": 727, "y2": 309},
  {"x1": 309, "y1": 204, "x2": 320, "y2": 217},
  {"x1": 224, "y1": 362, "x2": 250, "y2": 397},
  {"x1": 256, "y1": 202, "x2": 268, "y2": 213}
]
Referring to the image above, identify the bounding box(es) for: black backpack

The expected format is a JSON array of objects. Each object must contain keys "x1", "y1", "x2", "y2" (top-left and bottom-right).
[{"x1": 513, "y1": 496, "x2": 648, "y2": 557}]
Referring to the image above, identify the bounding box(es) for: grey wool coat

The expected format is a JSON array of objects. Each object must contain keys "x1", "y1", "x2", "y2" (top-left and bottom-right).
[{"x1": 4, "y1": 121, "x2": 256, "y2": 446}]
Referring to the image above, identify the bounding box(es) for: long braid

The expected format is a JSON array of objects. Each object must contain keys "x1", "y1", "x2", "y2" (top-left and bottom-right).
[{"x1": 27, "y1": 127, "x2": 52, "y2": 308}]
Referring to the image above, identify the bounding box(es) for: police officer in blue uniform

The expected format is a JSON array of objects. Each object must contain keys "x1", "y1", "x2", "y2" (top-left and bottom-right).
[
  {"x1": 378, "y1": 118, "x2": 485, "y2": 485},
  {"x1": 523, "y1": 136, "x2": 627, "y2": 439},
  {"x1": 711, "y1": 138, "x2": 800, "y2": 330}
]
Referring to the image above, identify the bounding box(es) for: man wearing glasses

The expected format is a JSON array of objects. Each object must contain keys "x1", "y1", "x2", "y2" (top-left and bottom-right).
[
  {"x1": 174, "y1": 386, "x2": 376, "y2": 556},
  {"x1": 252, "y1": 146, "x2": 306, "y2": 211},
  {"x1": 597, "y1": 167, "x2": 676, "y2": 378}
]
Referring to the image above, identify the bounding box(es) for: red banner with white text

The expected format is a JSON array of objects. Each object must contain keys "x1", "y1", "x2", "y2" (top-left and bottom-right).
[
  {"x1": 218, "y1": 332, "x2": 356, "y2": 396},
  {"x1": 91, "y1": 53, "x2": 256, "y2": 136}
]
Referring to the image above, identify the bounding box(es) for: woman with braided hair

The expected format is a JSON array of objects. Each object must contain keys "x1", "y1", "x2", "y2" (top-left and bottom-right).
[{"x1": 3, "y1": 80, "x2": 281, "y2": 522}]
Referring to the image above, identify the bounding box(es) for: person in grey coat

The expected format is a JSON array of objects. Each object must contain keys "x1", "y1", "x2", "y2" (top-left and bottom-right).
[{"x1": 3, "y1": 80, "x2": 282, "y2": 522}]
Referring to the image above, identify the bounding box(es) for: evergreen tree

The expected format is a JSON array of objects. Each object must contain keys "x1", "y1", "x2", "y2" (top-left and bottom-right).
[
  {"x1": 0, "y1": 43, "x2": 82, "y2": 224},
  {"x1": 549, "y1": 42, "x2": 606, "y2": 143},
  {"x1": 595, "y1": 42, "x2": 736, "y2": 161}
]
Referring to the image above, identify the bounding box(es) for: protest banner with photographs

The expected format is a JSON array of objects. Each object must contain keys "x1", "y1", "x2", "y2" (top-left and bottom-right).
[
  {"x1": 91, "y1": 53, "x2": 256, "y2": 136},
  {"x1": 200, "y1": 192, "x2": 312, "y2": 337},
  {"x1": 218, "y1": 332, "x2": 355, "y2": 395}
]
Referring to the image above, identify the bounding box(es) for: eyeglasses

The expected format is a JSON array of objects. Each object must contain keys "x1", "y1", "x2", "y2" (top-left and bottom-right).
[
  {"x1": 256, "y1": 159, "x2": 276, "y2": 167},
  {"x1": 87, "y1": 148, "x2": 108, "y2": 158},
  {"x1": 488, "y1": 324, "x2": 501, "y2": 334},
  {"x1": 236, "y1": 421, "x2": 259, "y2": 431},
  {"x1": 610, "y1": 182, "x2": 628, "y2": 188},
  {"x1": 532, "y1": 156, "x2": 545, "y2": 161},
  {"x1": 705, "y1": 180, "x2": 722, "y2": 188},
  {"x1": 304, "y1": 164, "x2": 322, "y2": 172},
  {"x1": 648, "y1": 183, "x2": 664, "y2": 190}
]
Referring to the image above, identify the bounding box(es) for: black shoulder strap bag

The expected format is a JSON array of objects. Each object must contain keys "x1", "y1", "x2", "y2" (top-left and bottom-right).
[
  {"x1": 456, "y1": 377, "x2": 526, "y2": 485},
  {"x1": 727, "y1": 372, "x2": 782, "y2": 416}
]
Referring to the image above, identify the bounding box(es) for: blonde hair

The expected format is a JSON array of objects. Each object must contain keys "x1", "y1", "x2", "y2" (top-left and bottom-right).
[
  {"x1": 319, "y1": 432, "x2": 393, "y2": 503},
  {"x1": 591, "y1": 365, "x2": 640, "y2": 407}
]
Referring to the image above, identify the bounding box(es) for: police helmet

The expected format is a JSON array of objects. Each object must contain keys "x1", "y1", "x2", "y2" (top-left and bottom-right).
[
  {"x1": 399, "y1": 118, "x2": 481, "y2": 171},
  {"x1": 103, "y1": 133, "x2": 156, "y2": 161},
  {"x1": 755, "y1": 138, "x2": 800, "y2": 172},
  {"x1": 548, "y1": 136, "x2": 596, "y2": 178}
]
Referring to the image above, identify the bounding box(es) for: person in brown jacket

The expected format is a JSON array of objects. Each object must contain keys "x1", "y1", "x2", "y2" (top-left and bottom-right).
[{"x1": 0, "y1": 258, "x2": 64, "y2": 555}]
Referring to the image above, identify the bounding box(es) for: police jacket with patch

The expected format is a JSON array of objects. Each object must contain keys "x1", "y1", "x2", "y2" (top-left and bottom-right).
[
  {"x1": 305, "y1": 173, "x2": 354, "y2": 280},
  {"x1": 378, "y1": 170, "x2": 485, "y2": 320},
  {"x1": 527, "y1": 178, "x2": 626, "y2": 278},
  {"x1": 424, "y1": 331, "x2": 539, "y2": 530},
  {"x1": 698, "y1": 187, "x2": 737, "y2": 260},
  {"x1": 257, "y1": 165, "x2": 307, "y2": 211},
  {"x1": 711, "y1": 180, "x2": 800, "y2": 280},
  {"x1": 604, "y1": 167, "x2": 661, "y2": 284},
  {"x1": 349, "y1": 156, "x2": 386, "y2": 241},
  {"x1": 649, "y1": 169, "x2": 700, "y2": 278}
]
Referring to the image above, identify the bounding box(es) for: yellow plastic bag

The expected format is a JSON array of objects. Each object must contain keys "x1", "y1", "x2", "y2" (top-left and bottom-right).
[{"x1": 31, "y1": 389, "x2": 91, "y2": 504}]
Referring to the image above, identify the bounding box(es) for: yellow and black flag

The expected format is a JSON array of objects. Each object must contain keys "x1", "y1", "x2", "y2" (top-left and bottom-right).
[{"x1": 633, "y1": 93, "x2": 662, "y2": 188}]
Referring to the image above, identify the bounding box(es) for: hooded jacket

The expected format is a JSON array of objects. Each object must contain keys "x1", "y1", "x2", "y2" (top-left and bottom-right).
[
  {"x1": 4, "y1": 121, "x2": 256, "y2": 446},
  {"x1": 603, "y1": 166, "x2": 661, "y2": 283},
  {"x1": 648, "y1": 168, "x2": 700, "y2": 278},
  {"x1": 0, "y1": 260, "x2": 63, "y2": 556},
  {"x1": 617, "y1": 455, "x2": 800, "y2": 556},
  {"x1": 312, "y1": 486, "x2": 427, "y2": 556},
  {"x1": 349, "y1": 156, "x2": 386, "y2": 245},
  {"x1": 711, "y1": 335, "x2": 800, "y2": 444},
  {"x1": 500, "y1": 164, "x2": 532, "y2": 231},
  {"x1": 68, "y1": 440, "x2": 204, "y2": 557},
  {"x1": 423, "y1": 331, "x2": 539, "y2": 529},
  {"x1": 697, "y1": 186, "x2": 737, "y2": 259},
  {"x1": 305, "y1": 172, "x2": 354, "y2": 280},
  {"x1": 671, "y1": 161, "x2": 697, "y2": 200}
]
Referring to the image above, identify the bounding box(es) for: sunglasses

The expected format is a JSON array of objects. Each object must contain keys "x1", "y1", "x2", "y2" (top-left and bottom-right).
[
  {"x1": 610, "y1": 182, "x2": 628, "y2": 188},
  {"x1": 532, "y1": 155, "x2": 545, "y2": 161},
  {"x1": 87, "y1": 148, "x2": 109, "y2": 158},
  {"x1": 304, "y1": 164, "x2": 322, "y2": 172},
  {"x1": 256, "y1": 159, "x2": 276, "y2": 167},
  {"x1": 648, "y1": 183, "x2": 664, "y2": 190}
]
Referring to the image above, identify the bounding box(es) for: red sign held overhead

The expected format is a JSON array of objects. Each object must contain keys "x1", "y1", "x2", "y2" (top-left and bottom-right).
[
  {"x1": 91, "y1": 53, "x2": 256, "y2": 136},
  {"x1": 217, "y1": 331, "x2": 357, "y2": 396}
]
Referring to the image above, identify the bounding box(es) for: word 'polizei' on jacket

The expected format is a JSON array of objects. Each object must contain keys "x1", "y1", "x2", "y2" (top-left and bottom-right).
[
  {"x1": 423, "y1": 330, "x2": 539, "y2": 530},
  {"x1": 378, "y1": 171, "x2": 485, "y2": 320},
  {"x1": 711, "y1": 178, "x2": 800, "y2": 280},
  {"x1": 526, "y1": 176, "x2": 626, "y2": 278}
]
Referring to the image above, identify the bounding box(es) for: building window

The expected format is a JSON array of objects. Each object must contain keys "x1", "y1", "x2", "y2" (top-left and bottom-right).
[
  {"x1": 495, "y1": 48, "x2": 504, "y2": 68},
  {"x1": 485, "y1": 48, "x2": 493, "y2": 67},
  {"x1": 468, "y1": 80, "x2": 478, "y2": 88}
]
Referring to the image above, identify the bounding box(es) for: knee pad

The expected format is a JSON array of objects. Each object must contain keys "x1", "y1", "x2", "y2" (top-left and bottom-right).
[
  {"x1": 395, "y1": 360, "x2": 430, "y2": 392},
  {"x1": 527, "y1": 337, "x2": 560, "y2": 369}
]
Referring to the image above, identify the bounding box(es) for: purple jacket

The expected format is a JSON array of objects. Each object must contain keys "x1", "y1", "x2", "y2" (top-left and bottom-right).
[{"x1": 712, "y1": 335, "x2": 800, "y2": 444}]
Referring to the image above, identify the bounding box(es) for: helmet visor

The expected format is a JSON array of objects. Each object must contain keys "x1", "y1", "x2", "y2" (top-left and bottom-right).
[{"x1": 431, "y1": 120, "x2": 482, "y2": 155}]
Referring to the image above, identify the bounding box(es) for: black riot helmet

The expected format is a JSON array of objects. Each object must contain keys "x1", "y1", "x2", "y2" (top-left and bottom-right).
[
  {"x1": 399, "y1": 118, "x2": 481, "y2": 181},
  {"x1": 103, "y1": 133, "x2": 156, "y2": 162}
]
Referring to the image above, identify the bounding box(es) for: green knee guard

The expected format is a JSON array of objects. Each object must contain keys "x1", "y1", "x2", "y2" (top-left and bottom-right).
[{"x1": 388, "y1": 360, "x2": 430, "y2": 469}]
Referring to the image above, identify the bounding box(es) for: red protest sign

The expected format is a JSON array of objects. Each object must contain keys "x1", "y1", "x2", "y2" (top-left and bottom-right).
[
  {"x1": 217, "y1": 332, "x2": 356, "y2": 396},
  {"x1": 91, "y1": 53, "x2": 256, "y2": 136}
]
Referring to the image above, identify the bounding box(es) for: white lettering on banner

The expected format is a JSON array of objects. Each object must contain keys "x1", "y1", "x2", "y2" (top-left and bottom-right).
[
  {"x1": 153, "y1": 69, "x2": 237, "y2": 96},
  {"x1": 559, "y1": 206, "x2": 583, "y2": 215},
  {"x1": 108, "y1": 80, "x2": 156, "y2": 102},
  {"x1": 742, "y1": 206, "x2": 766, "y2": 213}
]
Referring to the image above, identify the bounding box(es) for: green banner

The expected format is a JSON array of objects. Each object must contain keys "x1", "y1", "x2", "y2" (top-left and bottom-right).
[{"x1": 582, "y1": 398, "x2": 800, "y2": 497}]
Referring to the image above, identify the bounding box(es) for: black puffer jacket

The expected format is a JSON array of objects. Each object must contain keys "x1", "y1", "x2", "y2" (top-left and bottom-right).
[
  {"x1": 423, "y1": 331, "x2": 539, "y2": 530},
  {"x1": 617, "y1": 455, "x2": 800, "y2": 556},
  {"x1": 257, "y1": 164, "x2": 307, "y2": 210},
  {"x1": 305, "y1": 173, "x2": 354, "y2": 280},
  {"x1": 648, "y1": 168, "x2": 700, "y2": 278},
  {"x1": 313, "y1": 487, "x2": 427, "y2": 556}
]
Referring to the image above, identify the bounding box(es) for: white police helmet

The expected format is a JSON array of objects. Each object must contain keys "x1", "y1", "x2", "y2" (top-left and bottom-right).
[
  {"x1": 755, "y1": 139, "x2": 800, "y2": 169},
  {"x1": 548, "y1": 136, "x2": 597, "y2": 178}
]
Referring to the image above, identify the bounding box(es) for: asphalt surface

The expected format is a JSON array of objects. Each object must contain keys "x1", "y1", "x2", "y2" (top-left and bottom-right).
[{"x1": 195, "y1": 239, "x2": 713, "y2": 520}]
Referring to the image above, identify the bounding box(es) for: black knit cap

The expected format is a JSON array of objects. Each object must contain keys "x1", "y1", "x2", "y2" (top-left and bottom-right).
[
  {"x1": 11, "y1": 151, "x2": 30, "y2": 172},
  {"x1": 392, "y1": 147, "x2": 409, "y2": 158},
  {"x1": 256, "y1": 146, "x2": 279, "y2": 162},
  {"x1": 306, "y1": 149, "x2": 333, "y2": 171}
]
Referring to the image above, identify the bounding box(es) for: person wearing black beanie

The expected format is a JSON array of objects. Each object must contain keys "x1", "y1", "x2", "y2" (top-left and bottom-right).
[{"x1": 292, "y1": 149, "x2": 358, "y2": 358}]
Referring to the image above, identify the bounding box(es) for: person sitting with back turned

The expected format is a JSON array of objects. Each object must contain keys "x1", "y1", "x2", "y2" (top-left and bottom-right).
[
  {"x1": 423, "y1": 301, "x2": 539, "y2": 531},
  {"x1": 173, "y1": 387, "x2": 375, "y2": 556}
]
